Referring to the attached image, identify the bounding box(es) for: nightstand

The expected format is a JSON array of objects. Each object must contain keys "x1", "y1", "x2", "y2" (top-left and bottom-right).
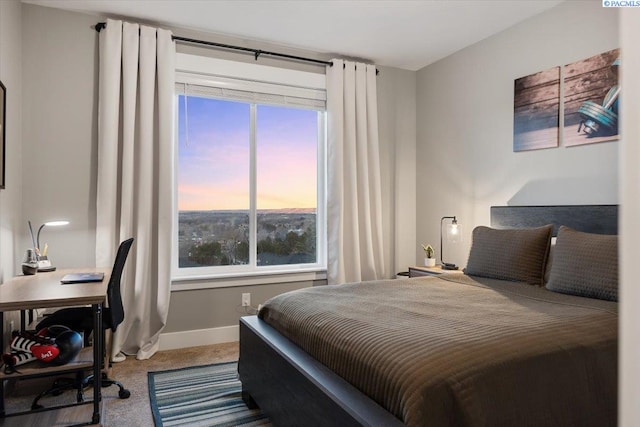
[{"x1": 408, "y1": 265, "x2": 464, "y2": 277}]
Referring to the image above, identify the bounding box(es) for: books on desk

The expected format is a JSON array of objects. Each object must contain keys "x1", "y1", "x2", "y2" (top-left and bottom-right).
[{"x1": 60, "y1": 273, "x2": 104, "y2": 284}]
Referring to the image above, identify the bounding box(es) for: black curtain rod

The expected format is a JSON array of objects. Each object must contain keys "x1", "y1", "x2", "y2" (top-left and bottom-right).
[
  {"x1": 94, "y1": 22, "x2": 379, "y2": 74},
  {"x1": 95, "y1": 22, "x2": 331, "y2": 67},
  {"x1": 174, "y1": 35, "x2": 334, "y2": 67}
]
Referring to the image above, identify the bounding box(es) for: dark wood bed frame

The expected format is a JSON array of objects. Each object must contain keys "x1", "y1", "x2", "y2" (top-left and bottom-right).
[{"x1": 238, "y1": 205, "x2": 618, "y2": 426}]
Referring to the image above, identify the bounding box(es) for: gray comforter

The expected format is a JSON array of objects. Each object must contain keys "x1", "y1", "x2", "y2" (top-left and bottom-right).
[{"x1": 258, "y1": 274, "x2": 617, "y2": 426}]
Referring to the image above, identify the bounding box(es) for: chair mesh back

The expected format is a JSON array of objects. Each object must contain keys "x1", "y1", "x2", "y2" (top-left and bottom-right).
[{"x1": 107, "y1": 238, "x2": 134, "y2": 332}]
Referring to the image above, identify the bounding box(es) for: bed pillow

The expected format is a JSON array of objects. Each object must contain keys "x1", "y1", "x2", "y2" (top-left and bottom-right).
[
  {"x1": 464, "y1": 224, "x2": 553, "y2": 286},
  {"x1": 546, "y1": 226, "x2": 618, "y2": 301}
]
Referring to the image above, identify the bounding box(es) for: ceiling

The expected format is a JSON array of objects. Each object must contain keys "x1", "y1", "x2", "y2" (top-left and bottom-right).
[{"x1": 22, "y1": 0, "x2": 564, "y2": 71}]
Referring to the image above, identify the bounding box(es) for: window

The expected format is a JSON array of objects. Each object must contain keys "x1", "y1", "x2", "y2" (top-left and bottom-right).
[{"x1": 173, "y1": 56, "x2": 326, "y2": 280}]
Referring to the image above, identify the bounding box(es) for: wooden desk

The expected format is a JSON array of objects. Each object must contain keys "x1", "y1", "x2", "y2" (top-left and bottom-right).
[{"x1": 0, "y1": 268, "x2": 109, "y2": 425}]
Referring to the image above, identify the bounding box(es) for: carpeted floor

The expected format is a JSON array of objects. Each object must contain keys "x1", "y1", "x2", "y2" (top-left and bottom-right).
[
  {"x1": 4, "y1": 341, "x2": 239, "y2": 426},
  {"x1": 104, "y1": 341, "x2": 239, "y2": 426}
]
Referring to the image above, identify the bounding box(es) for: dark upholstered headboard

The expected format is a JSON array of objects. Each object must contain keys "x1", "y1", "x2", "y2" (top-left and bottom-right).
[{"x1": 490, "y1": 205, "x2": 618, "y2": 237}]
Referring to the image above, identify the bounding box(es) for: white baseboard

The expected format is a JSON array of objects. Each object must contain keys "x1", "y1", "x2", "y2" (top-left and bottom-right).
[{"x1": 158, "y1": 325, "x2": 239, "y2": 351}]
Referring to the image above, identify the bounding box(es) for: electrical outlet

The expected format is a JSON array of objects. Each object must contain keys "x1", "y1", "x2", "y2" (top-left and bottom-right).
[{"x1": 242, "y1": 293, "x2": 251, "y2": 307}]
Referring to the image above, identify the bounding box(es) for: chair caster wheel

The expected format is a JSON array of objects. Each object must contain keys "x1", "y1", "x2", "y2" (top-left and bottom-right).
[{"x1": 119, "y1": 389, "x2": 131, "y2": 399}]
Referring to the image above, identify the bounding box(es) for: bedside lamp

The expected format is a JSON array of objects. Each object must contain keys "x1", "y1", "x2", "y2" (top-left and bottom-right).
[
  {"x1": 28, "y1": 220, "x2": 70, "y2": 272},
  {"x1": 440, "y1": 216, "x2": 460, "y2": 270}
]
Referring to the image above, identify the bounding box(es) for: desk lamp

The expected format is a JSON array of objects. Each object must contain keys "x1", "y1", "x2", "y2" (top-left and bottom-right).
[
  {"x1": 440, "y1": 216, "x2": 460, "y2": 270},
  {"x1": 28, "y1": 220, "x2": 69, "y2": 272}
]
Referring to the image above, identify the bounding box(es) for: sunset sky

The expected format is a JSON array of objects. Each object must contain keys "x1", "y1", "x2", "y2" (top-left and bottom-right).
[{"x1": 178, "y1": 96, "x2": 318, "y2": 211}]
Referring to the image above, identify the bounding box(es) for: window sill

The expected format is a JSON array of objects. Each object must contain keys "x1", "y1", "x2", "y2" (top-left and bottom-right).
[{"x1": 171, "y1": 269, "x2": 327, "y2": 291}]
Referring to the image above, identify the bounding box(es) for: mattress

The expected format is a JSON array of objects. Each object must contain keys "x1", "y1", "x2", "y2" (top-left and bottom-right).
[{"x1": 258, "y1": 274, "x2": 617, "y2": 426}]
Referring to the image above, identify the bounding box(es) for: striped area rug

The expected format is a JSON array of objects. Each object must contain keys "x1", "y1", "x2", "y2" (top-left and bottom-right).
[{"x1": 148, "y1": 361, "x2": 271, "y2": 426}]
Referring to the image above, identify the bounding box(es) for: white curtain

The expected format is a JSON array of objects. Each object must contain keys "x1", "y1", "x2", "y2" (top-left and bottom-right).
[
  {"x1": 326, "y1": 59, "x2": 385, "y2": 285},
  {"x1": 96, "y1": 19, "x2": 175, "y2": 360}
]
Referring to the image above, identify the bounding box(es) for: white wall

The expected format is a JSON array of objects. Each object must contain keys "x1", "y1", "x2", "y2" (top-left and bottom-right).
[
  {"x1": 21, "y1": 4, "x2": 98, "y2": 270},
  {"x1": 619, "y1": 8, "x2": 640, "y2": 427},
  {"x1": 0, "y1": 0, "x2": 23, "y2": 281},
  {"x1": 377, "y1": 66, "x2": 417, "y2": 276},
  {"x1": 0, "y1": 0, "x2": 24, "y2": 345},
  {"x1": 416, "y1": 1, "x2": 619, "y2": 267}
]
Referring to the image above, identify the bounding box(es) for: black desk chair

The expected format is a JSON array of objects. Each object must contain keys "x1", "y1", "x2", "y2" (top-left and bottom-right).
[{"x1": 32, "y1": 237, "x2": 134, "y2": 408}]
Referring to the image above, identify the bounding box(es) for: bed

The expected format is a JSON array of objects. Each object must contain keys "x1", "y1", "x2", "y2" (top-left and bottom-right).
[{"x1": 238, "y1": 205, "x2": 618, "y2": 426}]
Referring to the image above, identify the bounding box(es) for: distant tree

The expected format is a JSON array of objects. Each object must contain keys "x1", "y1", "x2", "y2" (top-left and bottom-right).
[
  {"x1": 258, "y1": 237, "x2": 276, "y2": 255},
  {"x1": 190, "y1": 241, "x2": 223, "y2": 266},
  {"x1": 285, "y1": 231, "x2": 307, "y2": 254},
  {"x1": 261, "y1": 223, "x2": 276, "y2": 232},
  {"x1": 306, "y1": 226, "x2": 316, "y2": 252},
  {"x1": 235, "y1": 241, "x2": 249, "y2": 263}
]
